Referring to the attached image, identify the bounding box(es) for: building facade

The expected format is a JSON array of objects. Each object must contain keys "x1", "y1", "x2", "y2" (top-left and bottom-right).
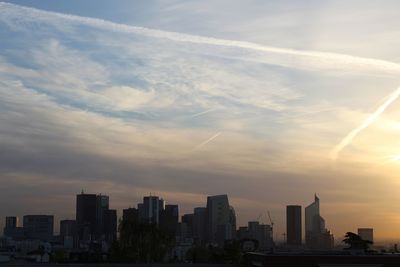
[
  {"x1": 305, "y1": 195, "x2": 334, "y2": 249},
  {"x1": 286, "y1": 205, "x2": 302, "y2": 247},
  {"x1": 23, "y1": 215, "x2": 54, "y2": 241}
]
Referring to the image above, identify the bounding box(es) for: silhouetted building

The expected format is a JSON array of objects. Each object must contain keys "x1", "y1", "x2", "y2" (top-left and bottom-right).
[
  {"x1": 23, "y1": 215, "x2": 54, "y2": 241},
  {"x1": 193, "y1": 207, "x2": 207, "y2": 243},
  {"x1": 96, "y1": 194, "x2": 109, "y2": 240},
  {"x1": 139, "y1": 196, "x2": 161, "y2": 224},
  {"x1": 103, "y1": 209, "x2": 117, "y2": 243},
  {"x1": 76, "y1": 192, "x2": 97, "y2": 242},
  {"x1": 206, "y1": 194, "x2": 236, "y2": 246},
  {"x1": 358, "y1": 228, "x2": 373, "y2": 243},
  {"x1": 60, "y1": 220, "x2": 76, "y2": 248},
  {"x1": 159, "y1": 204, "x2": 179, "y2": 237},
  {"x1": 3, "y1": 216, "x2": 24, "y2": 240},
  {"x1": 247, "y1": 221, "x2": 273, "y2": 251},
  {"x1": 5, "y1": 216, "x2": 18, "y2": 228},
  {"x1": 122, "y1": 207, "x2": 139, "y2": 223},
  {"x1": 286, "y1": 205, "x2": 302, "y2": 247},
  {"x1": 305, "y1": 194, "x2": 334, "y2": 249},
  {"x1": 181, "y1": 213, "x2": 194, "y2": 238}
]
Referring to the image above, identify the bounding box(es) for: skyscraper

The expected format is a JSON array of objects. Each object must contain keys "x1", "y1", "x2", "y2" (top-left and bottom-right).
[
  {"x1": 76, "y1": 192, "x2": 97, "y2": 242},
  {"x1": 123, "y1": 207, "x2": 139, "y2": 223},
  {"x1": 3, "y1": 216, "x2": 24, "y2": 240},
  {"x1": 206, "y1": 194, "x2": 236, "y2": 246},
  {"x1": 60, "y1": 220, "x2": 77, "y2": 248},
  {"x1": 103, "y1": 209, "x2": 117, "y2": 243},
  {"x1": 193, "y1": 207, "x2": 207, "y2": 243},
  {"x1": 159, "y1": 204, "x2": 179, "y2": 237},
  {"x1": 96, "y1": 194, "x2": 109, "y2": 240},
  {"x1": 140, "y1": 196, "x2": 161, "y2": 224},
  {"x1": 305, "y1": 194, "x2": 334, "y2": 249},
  {"x1": 286, "y1": 205, "x2": 302, "y2": 247},
  {"x1": 5, "y1": 216, "x2": 18, "y2": 228}
]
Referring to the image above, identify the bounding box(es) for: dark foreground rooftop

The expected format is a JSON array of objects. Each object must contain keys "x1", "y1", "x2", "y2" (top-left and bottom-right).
[{"x1": 245, "y1": 252, "x2": 400, "y2": 267}]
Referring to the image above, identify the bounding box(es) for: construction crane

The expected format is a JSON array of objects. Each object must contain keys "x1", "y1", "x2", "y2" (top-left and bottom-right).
[{"x1": 267, "y1": 210, "x2": 275, "y2": 247}]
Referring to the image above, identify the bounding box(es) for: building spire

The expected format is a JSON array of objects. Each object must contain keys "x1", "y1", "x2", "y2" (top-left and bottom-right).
[{"x1": 314, "y1": 193, "x2": 319, "y2": 202}]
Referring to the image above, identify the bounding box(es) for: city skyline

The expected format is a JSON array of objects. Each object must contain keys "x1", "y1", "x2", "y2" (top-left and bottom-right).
[{"x1": 1, "y1": 0, "x2": 400, "y2": 243}]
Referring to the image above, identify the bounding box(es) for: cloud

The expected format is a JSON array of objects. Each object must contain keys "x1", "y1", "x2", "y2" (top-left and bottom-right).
[{"x1": 2, "y1": 2, "x2": 400, "y2": 76}]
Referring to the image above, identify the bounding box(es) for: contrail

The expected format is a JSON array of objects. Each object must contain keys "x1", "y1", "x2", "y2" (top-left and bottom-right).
[
  {"x1": 190, "y1": 108, "x2": 218, "y2": 118},
  {"x1": 2, "y1": 2, "x2": 400, "y2": 75},
  {"x1": 330, "y1": 87, "x2": 400, "y2": 160},
  {"x1": 194, "y1": 132, "x2": 221, "y2": 151}
]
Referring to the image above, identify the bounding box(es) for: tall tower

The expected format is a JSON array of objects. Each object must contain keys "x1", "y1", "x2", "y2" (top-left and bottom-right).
[
  {"x1": 206, "y1": 194, "x2": 235, "y2": 246},
  {"x1": 305, "y1": 194, "x2": 333, "y2": 249},
  {"x1": 76, "y1": 193, "x2": 97, "y2": 241},
  {"x1": 286, "y1": 205, "x2": 302, "y2": 247}
]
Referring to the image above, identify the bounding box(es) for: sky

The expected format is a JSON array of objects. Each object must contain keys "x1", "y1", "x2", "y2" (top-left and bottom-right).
[{"x1": 1, "y1": 0, "x2": 400, "y2": 242}]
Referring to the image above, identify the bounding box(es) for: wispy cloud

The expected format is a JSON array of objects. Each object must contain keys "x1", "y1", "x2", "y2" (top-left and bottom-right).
[{"x1": 1, "y1": 2, "x2": 400, "y2": 75}]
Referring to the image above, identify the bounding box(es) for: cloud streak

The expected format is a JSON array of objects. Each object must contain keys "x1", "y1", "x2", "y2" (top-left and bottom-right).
[
  {"x1": 2, "y1": 2, "x2": 400, "y2": 75},
  {"x1": 330, "y1": 87, "x2": 400, "y2": 160}
]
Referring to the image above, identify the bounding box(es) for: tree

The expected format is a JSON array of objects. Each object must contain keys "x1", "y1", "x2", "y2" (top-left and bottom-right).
[
  {"x1": 342, "y1": 232, "x2": 373, "y2": 251},
  {"x1": 110, "y1": 219, "x2": 173, "y2": 263}
]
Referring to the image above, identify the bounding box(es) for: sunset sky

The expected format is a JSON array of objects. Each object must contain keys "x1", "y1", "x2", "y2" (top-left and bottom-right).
[{"x1": 1, "y1": 0, "x2": 400, "y2": 242}]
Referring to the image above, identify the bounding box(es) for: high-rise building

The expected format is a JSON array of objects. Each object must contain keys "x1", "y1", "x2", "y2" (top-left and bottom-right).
[
  {"x1": 76, "y1": 192, "x2": 97, "y2": 242},
  {"x1": 206, "y1": 194, "x2": 236, "y2": 246},
  {"x1": 3, "y1": 216, "x2": 24, "y2": 240},
  {"x1": 193, "y1": 207, "x2": 207, "y2": 243},
  {"x1": 181, "y1": 213, "x2": 194, "y2": 238},
  {"x1": 96, "y1": 194, "x2": 110, "y2": 240},
  {"x1": 358, "y1": 228, "x2": 373, "y2": 243},
  {"x1": 139, "y1": 196, "x2": 161, "y2": 224},
  {"x1": 236, "y1": 221, "x2": 272, "y2": 251},
  {"x1": 159, "y1": 204, "x2": 179, "y2": 237},
  {"x1": 60, "y1": 220, "x2": 77, "y2": 248},
  {"x1": 23, "y1": 215, "x2": 54, "y2": 241},
  {"x1": 5, "y1": 216, "x2": 18, "y2": 228},
  {"x1": 286, "y1": 205, "x2": 302, "y2": 247},
  {"x1": 103, "y1": 209, "x2": 117, "y2": 243},
  {"x1": 305, "y1": 194, "x2": 334, "y2": 249},
  {"x1": 123, "y1": 208, "x2": 139, "y2": 223}
]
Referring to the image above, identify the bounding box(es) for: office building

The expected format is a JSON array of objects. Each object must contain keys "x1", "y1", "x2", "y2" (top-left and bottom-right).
[
  {"x1": 305, "y1": 194, "x2": 334, "y2": 249},
  {"x1": 96, "y1": 194, "x2": 109, "y2": 239},
  {"x1": 3, "y1": 216, "x2": 24, "y2": 240},
  {"x1": 286, "y1": 205, "x2": 302, "y2": 247},
  {"x1": 139, "y1": 196, "x2": 161, "y2": 224},
  {"x1": 103, "y1": 209, "x2": 117, "y2": 243},
  {"x1": 60, "y1": 220, "x2": 77, "y2": 248},
  {"x1": 76, "y1": 192, "x2": 97, "y2": 242},
  {"x1": 159, "y1": 204, "x2": 179, "y2": 237},
  {"x1": 358, "y1": 228, "x2": 373, "y2": 243},
  {"x1": 23, "y1": 215, "x2": 54, "y2": 241},
  {"x1": 122, "y1": 207, "x2": 139, "y2": 223},
  {"x1": 206, "y1": 194, "x2": 236, "y2": 246},
  {"x1": 193, "y1": 207, "x2": 207, "y2": 243},
  {"x1": 181, "y1": 213, "x2": 194, "y2": 238}
]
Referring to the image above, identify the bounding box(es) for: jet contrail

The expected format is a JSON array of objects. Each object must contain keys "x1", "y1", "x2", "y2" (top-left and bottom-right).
[
  {"x1": 194, "y1": 132, "x2": 221, "y2": 151},
  {"x1": 330, "y1": 87, "x2": 400, "y2": 160},
  {"x1": 2, "y1": 2, "x2": 400, "y2": 75},
  {"x1": 190, "y1": 108, "x2": 218, "y2": 118}
]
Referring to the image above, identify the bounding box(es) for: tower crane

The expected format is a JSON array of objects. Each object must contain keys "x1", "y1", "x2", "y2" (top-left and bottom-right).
[{"x1": 267, "y1": 210, "x2": 275, "y2": 247}]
